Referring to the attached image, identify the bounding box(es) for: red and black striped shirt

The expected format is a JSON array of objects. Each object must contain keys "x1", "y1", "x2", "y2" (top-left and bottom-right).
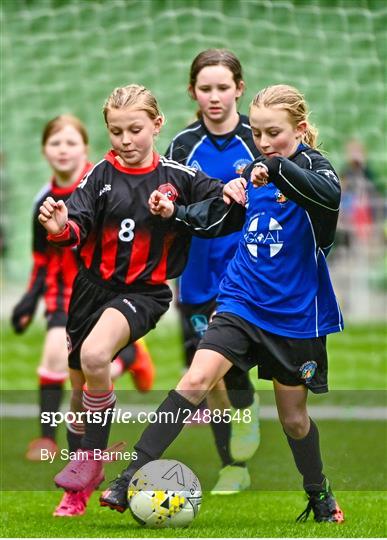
[
  {"x1": 48, "y1": 152, "x2": 223, "y2": 290},
  {"x1": 28, "y1": 163, "x2": 93, "y2": 313}
]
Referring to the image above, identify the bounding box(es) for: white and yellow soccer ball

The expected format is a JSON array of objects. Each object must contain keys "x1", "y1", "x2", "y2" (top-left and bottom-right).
[{"x1": 128, "y1": 459, "x2": 202, "y2": 528}]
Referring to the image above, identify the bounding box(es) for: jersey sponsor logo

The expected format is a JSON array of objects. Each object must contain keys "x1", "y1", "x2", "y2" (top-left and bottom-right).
[
  {"x1": 190, "y1": 160, "x2": 202, "y2": 171},
  {"x1": 233, "y1": 158, "x2": 251, "y2": 176},
  {"x1": 298, "y1": 361, "x2": 317, "y2": 382},
  {"x1": 158, "y1": 183, "x2": 179, "y2": 202},
  {"x1": 99, "y1": 184, "x2": 111, "y2": 197},
  {"x1": 123, "y1": 298, "x2": 137, "y2": 312},
  {"x1": 190, "y1": 314, "x2": 208, "y2": 337},
  {"x1": 244, "y1": 215, "x2": 284, "y2": 259},
  {"x1": 275, "y1": 189, "x2": 288, "y2": 204}
]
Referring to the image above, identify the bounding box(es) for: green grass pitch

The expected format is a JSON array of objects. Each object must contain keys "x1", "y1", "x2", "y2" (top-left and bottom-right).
[{"x1": 1, "y1": 319, "x2": 386, "y2": 537}]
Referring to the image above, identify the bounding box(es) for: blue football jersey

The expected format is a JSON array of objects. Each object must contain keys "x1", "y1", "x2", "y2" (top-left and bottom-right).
[
  {"x1": 173, "y1": 146, "x2": 344, "y2": 338},
  {"x1": 166, "y1": 115, "x2": 260, "y2": 304},
  {"x1": 217, "y1": 180, "x2": 343, "y2": 337}
]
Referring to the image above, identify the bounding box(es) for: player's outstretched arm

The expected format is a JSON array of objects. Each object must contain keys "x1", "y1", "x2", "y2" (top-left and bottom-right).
[
  {"x1": 148, "y1": 190, "x2": 174, "y2": 219},
  {"x1": 38, "y1": 197, "x2": 68, "y2": 235}
]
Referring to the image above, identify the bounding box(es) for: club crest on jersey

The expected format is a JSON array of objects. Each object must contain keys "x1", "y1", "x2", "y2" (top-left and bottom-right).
[
  {"x1": 233, "y1": 158, "x2": 250, "y2": 176},
  {"x1": 158, "y1": 183, "x2": 179, "y2": 202},
  {"x1": 275, "y1": 190, "x2": 288, "y2": 204},
  {"x1": 299, "y1": 361, "x2": 317, "y2": 383}
]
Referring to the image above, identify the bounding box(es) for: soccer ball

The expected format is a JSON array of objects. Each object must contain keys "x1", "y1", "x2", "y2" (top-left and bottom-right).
[{"x1": 128, "y1": 459, "x2": 202, "y2": 528}]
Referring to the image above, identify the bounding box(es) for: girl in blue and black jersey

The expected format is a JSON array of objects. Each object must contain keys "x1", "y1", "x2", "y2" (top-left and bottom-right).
[
  {"x1": 105, "y1": 84, "x2": 345, "y2": 524},
  {"x1": 166, "y1": 49, "x2": 261, "y2": 494}
]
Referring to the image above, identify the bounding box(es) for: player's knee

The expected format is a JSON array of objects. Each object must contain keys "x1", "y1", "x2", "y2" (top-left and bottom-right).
[
  {"x1": 183, "y1": 369, "x2": 210, "y2": 392},
  {"x1": 43, "y1": 356, "x2": 68, "y2": 374},
  {"x1": 80, "y1": 343, "x2": 110, "y2": 375},
  {"x1": 280, "y1": 412, "x2": 309, "y2": 439}
]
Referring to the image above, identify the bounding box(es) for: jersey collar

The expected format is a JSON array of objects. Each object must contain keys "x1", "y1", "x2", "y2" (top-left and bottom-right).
[
  {"x1": 51, "y1": 162, "x2": 93, "y2": 195},
  {"x1": 289, "y1": 143, "x2": 310, "y2": 160},
  {"x1": 200, "y1": 114, "x2": 245, "y2": 152},
  {"x1": 105, "y1": 150, "x2": 160, "y2": 174}
]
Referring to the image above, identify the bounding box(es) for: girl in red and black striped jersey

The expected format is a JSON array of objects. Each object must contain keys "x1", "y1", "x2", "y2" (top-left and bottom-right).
[
  {"x1": 38, "y1": 85, "x2": 224, "y2": 515},
  {"x1": 11, "y1": 115, "x2": 154, "y2": 472},
  {"x1": 11, "y1": 115, "x2": 91, "y2": 462}
]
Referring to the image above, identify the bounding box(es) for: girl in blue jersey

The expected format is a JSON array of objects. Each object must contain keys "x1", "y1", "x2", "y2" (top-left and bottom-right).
[
  {"x1": 103, "y1": 84, "x2": 344, "y2": 524},
  {"x1": 166, "y1": 49, "x2": 261, "y2": 494}
]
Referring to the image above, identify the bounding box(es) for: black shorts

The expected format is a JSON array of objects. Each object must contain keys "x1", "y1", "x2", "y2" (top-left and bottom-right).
[
  {"x1": 66, "y1": 270, "x2": 172, "y2": 370},
  {"x1": 46, "y1": 310, "x2": 67, "y2": 330},
  {"x1": 197, "y1": 312, "x2": 328, "y2": 393}
]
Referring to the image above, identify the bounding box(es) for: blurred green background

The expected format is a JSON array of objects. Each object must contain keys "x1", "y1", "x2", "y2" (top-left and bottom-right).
[{"x1": 2, "y1": 0, "x2": 386, "y2": 283}]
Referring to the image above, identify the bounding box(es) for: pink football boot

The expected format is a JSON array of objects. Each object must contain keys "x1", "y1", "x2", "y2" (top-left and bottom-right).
[
  {"x1": 53, "y1": 469, "x2": 105, "y2": 517},
  {"x1": 54, "y1": 450, "x2": 103, "y2": 491}
]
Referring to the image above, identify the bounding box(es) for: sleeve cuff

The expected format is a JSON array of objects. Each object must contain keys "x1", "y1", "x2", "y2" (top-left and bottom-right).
[
  {"x1": 47, "y1": 223, "x2": 71, "y2": 242},
  {"x1": 171, "y1": 203, "x2": 179, "y2": 219}
]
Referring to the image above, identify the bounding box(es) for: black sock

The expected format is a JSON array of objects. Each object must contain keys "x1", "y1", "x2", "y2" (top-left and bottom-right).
[
  {"x1": 81, "y1": 389, "x2": 116, "y2": 451},
  {"x1": 81, "y1": 406, "x2": 115, "y2": 451},
  {"x1": 67, "y1": 428, "x2": 83, "y2": 453},
  {"x1": 285, "y1": 418, "x2": 325, "y2": 491},
  {"x1": 224, "y1": 367, "x2": 254, "y2": 409},
  {"x1": 125, "y1": 390, "x2": 198, "y2": 476},
  {"x1": 209, "y1": 419, "x2": 233, "y2": 467},
  {"x1": 40, "y1": 383, "x2": 63, "y2": 440}
]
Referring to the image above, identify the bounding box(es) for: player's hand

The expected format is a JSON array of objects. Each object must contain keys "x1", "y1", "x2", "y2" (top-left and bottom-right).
[
  {"x1": 11, "y1": 314, "x2": 31, "y2": 334},
  {"x1": 38, "y1": 197, "x2": 68, "y2": 235},
  {"x1": 11, "y1": 295, "x2": 36, "y2": 333},
  {"x1": 223, "y1": 178, "x2": 247, "y2": 206},
  {"x1": 148, "y1": 190, "x2": 174, "y2": 218},
  {"x1": 250, "y1": 163, "x2": 269, "y2": 188}
]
